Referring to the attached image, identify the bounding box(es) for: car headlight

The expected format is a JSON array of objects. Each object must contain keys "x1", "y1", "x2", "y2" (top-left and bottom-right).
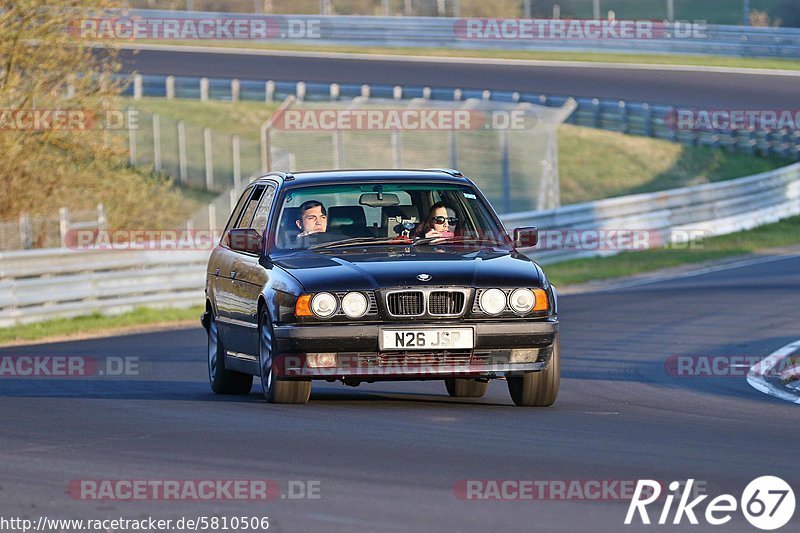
[
  {"x1": 310, "y1": 292, "x2": 337, "y2": 318},
  {"x1": 509, "y1": 288, "x2": 535, "y2": 314},
  {"x1": 341, "y1": 292, "x2": 368, "y2": 318},
  {"x1": 479, "y1": 288, "x2": 506, "y2": 315}
]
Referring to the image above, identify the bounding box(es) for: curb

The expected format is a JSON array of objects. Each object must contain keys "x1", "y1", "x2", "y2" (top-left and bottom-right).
[{"x1": 747, "y1": 339, "x2": 800, "y2": 404}]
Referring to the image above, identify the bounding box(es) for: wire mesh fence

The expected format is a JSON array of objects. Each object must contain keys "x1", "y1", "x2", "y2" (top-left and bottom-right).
[
  {"x1": 262, "y1": 96, "x2": 575, "y2": 213},
  {"x1": 123, "y1": 108, "x2": 265, "y2": 193},
  {"x1": 0, "y1": 206, "x2": 107, "y2": 252}
]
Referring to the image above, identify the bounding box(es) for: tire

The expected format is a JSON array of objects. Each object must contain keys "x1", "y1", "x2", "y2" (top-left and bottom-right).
[
  {"x1": 444, "y1": 378, "x2": 488, "y2": 398},
  {"x1": 507, "y1": 335, "x2": 560, "y2": 407},
  {"x1": 207, "y1": 315, "x2": 252, "y2": 395},
  {"x1": 259, "y1": 311, "x2": 311, "y2": 404}
]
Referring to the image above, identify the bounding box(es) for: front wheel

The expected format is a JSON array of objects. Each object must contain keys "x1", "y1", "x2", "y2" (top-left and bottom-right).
[
  {"x1": 207, "y1": 315, "x2": 252, "y2": 395},
  {"x1": 444, "y1": 378, "x2": 488, "y2": 398},
  {"x1": 507, "y1": 335, "x2": 560, "y2": 407},
  {"x1": 259, "y1": 311, "x2": 311, "y2": 404}
]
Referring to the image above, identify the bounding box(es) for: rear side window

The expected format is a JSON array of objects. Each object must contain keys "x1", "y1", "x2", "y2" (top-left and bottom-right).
[
  {"x1": 236, "y1": 185, "x2": 266, "y2": 229},
  {"x1": 222, "y1": 185, "x2": 254, "y2": 236},
  {"x1": 245, "y1": 185, "x2": 276, "y2": 234}
]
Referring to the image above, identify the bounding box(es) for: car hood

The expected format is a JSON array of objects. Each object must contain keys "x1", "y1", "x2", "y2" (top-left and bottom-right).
[{"x1": 270, "y1": 247, "x2": 543, "y2": 292}]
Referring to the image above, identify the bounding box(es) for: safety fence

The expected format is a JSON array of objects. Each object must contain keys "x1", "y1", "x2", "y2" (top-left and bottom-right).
[{"x1": 0, "y1": 205, "x2": 107, "y2": 252}]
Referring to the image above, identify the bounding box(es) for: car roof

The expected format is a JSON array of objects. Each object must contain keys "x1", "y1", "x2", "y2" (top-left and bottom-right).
[{"x1": 252, "y1": 169, "x2": 471, "y2": 188}]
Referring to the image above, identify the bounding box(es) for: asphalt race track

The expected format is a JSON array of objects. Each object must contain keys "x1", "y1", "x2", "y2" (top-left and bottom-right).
[
  {"x1": 117, "y1": 46, "x2": 800, "y2": 108},
  {"x1": 2, "y1": 254, "x2": 798, "y2": 532}
]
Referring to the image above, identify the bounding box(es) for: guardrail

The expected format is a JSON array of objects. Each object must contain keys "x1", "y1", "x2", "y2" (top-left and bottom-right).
[
  {"x1": 125, "y1": 74, "x2": 800, "y2": 161},
  {"x1": 125, "y1": 9, "x2": 800, "y2": 59},
  {"x1": 0, "y1": 248, "x2": 208, "y2": 327},
  {"x1": 2, "y1": 162, "x2": 799, "y2": 327},
  {"x1": 505, "y1": 161, "x2": 800, "y2": 264}
]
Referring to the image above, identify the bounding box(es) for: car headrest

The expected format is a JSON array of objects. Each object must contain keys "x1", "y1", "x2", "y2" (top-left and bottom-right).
[{"x1": 328, "y1": 206, "x2": 366, "y2": 228}]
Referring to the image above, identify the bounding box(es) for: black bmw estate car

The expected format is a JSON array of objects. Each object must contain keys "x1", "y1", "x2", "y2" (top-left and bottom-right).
[{"x1": 202, "y1": 169, "x2": 559, "y2": 406}]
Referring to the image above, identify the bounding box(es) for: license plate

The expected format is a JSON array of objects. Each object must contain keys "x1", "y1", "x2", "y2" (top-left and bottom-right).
[{"x1": 380, "y1": 328, "x2": 474, "y2": 350}]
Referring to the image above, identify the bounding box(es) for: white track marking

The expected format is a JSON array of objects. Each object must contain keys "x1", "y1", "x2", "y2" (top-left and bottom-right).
[{"x1": 747, "y1": 339, "x2": 800, "y2": 404}]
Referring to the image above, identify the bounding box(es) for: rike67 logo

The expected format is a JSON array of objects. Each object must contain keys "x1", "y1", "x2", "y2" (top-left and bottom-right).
[{"x1": 626, "y1": 477, "x2": 795, "y2": 530}]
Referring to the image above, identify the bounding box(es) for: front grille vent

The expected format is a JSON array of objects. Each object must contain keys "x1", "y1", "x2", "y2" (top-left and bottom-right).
[
  {"x1": 429, "y1": 291, "x2": 466, "y2": 316},
  {"x1": 387, "y1": 291, "x2": 424, "y2": 316}
]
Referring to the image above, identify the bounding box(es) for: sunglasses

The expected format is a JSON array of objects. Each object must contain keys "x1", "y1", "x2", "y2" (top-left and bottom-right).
[{"x1": 433, "y1": 216, "x2": 458, "y2": 226}]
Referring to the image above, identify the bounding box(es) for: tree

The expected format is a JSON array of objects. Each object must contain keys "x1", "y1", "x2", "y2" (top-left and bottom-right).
[{"x1": 0, "y1": 0, "x2": 195, "y2": 232}]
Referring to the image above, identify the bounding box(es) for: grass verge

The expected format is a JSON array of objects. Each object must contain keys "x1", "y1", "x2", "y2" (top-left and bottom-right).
[
  {"x1": 546, "y1": 215, "x2": 800, "y2": 286},
  {"x1": 557, "y1": 125, "x2": 786, "y2": 203},
  {"x1": 0, "y1": 306, "x2": 204, "y2": 346}
]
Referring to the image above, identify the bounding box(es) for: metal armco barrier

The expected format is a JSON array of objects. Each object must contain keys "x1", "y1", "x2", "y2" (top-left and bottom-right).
[
  {"x1": 122, "y1": 10, "x2": 800, "y2": 59},
  {"x1": 0, "y1": 248, "x2": 209, "y2": 327},
  {"x1": 502, "y1": 161, "x2": 800, "y2": 264},
  {"x1": 2, "y1": 162, "x2": 799, "y2": 326}
]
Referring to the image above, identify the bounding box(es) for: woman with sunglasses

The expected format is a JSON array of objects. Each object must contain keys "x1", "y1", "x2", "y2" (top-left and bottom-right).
[{"x1": 414, "y1": 201, "x2": 458, "y2": 239}]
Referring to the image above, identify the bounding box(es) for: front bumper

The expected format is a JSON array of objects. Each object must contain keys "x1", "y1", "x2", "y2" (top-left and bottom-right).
[{"x1": 273, "y1": 319, "x2": 558, "y2": 380}]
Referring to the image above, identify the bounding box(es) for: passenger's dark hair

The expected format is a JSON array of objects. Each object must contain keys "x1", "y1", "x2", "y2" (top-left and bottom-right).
[
  {"x1": 413, "y1": 201, "x2": 447, "y2": 238},
  {"x1": 297, "y1": 200, "x2": 326, "y2": 219}
]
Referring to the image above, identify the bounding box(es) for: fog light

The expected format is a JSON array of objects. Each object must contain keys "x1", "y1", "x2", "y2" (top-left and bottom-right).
[
  {"x1": 307, "y1": 353, "x2": 337, "y2": 368},
  {"x1": 510, "y1": 348, "x2": 539, "y2": 363}
]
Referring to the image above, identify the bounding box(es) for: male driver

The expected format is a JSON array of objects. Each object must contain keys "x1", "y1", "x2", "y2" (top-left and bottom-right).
[{"x1": 296, "y1": 200, "x2": 328, "y2": 238}]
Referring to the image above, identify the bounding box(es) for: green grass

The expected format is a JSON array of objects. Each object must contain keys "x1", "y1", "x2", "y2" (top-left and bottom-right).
[
  {"x1": 120, "y1": 97, "x2": 279, "y2": 191},
  {"x1": 557, "y1": 124, "x2": 786, "y2": 204},
  {"x1": 546, "y1": 215, "x2": 800, "y2": 286},
  {"x1": 128, "y1": 98, "x2": 279, "y2": 138},
  {"x1": 0, "y1": 306, "x2": 205, "y2": 346},
  {"x1": 140, "y1": 40, "x2": 800, "y2": 72}
]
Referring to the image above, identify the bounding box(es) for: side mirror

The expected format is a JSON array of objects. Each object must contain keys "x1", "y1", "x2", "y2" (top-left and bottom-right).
[
  {"x1": 227, "y1": 228, "x2": 263, "y2": 254},
  {"x1": 513, "y1": 226, "x2": 538, "y2": 248}
]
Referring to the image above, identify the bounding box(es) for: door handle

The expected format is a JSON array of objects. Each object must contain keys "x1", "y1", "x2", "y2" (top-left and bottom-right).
[
  {"x1": 214, "y1": 268, "x2": 220, "y2": 277},
  {"x1": 231, "y1": 271, "x2": 237, "y2": 281}
]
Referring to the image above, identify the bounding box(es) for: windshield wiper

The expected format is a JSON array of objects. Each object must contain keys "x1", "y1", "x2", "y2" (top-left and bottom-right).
[
  {"x1": 412, "y1": 236, "x2": 507, "y2": 247},
  {"x1": 308, "y1": 237, "x2": 409, "y2": 250}
]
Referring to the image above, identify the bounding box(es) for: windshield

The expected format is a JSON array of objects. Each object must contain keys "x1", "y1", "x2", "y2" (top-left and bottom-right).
[{"x1": 271, "y1": 182, "x2": 510, "y2": 251}]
